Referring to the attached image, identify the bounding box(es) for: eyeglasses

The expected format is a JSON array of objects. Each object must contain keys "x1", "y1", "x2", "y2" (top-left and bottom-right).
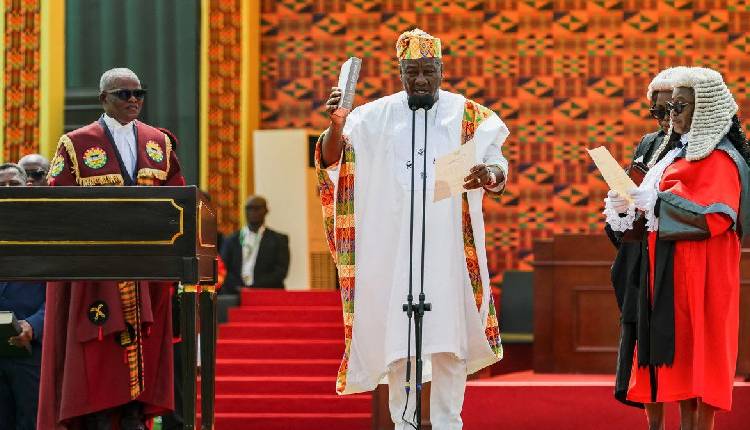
[
  {"x1": 104, "y1": 88, "x2": 147, "y2": 101},
  {"x1": 25, "y1": 170, "x2": 47, "y2": 180},
  {"x1": 649, "y1": 105, "x2": 668, "y2": 120},
  {"x1": 666, "y1": 101, "x2": 692, "y2": 115}
]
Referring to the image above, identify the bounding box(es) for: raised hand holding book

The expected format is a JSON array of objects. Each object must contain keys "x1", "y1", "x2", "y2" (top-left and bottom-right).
[{"x1": 337, "y1": 57, "x2": 362, "y2": 110}]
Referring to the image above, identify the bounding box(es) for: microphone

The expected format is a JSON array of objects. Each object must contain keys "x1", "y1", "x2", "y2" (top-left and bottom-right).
[{"x1": 408, "y1": 93, "x2": 435, "y2": 111}]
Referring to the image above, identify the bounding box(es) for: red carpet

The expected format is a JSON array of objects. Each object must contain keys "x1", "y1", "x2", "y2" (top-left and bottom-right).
[
  {"x1": 214, "y1": 289, "x2": 750, "y2": 429},
  {"x1": 463, "y1": 372, "x2": 750, "y2": 430},
  {"x1": 214, "y1": 289, "x2": 371, "y2": 430}
]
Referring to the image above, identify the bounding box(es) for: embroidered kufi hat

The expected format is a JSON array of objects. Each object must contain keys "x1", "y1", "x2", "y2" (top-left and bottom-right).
[{"x1": 396, "y1": 28, "x2": 442, "y2": 60}]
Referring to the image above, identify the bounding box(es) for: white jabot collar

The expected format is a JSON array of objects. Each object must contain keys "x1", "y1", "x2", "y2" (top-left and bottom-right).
[
  {"x1": 679, "y1": 132, "x2": 691, "y2": 147},
  {"x1": 103, "y1": 113, "x2": 135, "y2": 132}
]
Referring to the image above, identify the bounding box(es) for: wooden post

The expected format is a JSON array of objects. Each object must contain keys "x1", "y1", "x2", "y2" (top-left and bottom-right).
[
  {"x1": 199, "y1": 285, "x2": 217, "y2": 429},
  {"x1": 180, "y1": 284, "x2": 199, "y2": 429}
]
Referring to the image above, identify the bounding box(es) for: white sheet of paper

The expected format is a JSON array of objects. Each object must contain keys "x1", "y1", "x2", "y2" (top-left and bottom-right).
[
  {"x1": 434, "y1": 140, "x2": 477, "y2": 202},
  {"x1": 587, "y1": 146, "x2": 637, "y2": 202}
]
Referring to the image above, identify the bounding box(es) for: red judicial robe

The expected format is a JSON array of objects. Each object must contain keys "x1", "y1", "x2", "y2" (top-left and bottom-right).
[
  {"x1": 627, "y1": 144, "x2": 745, "y2": 411},
  {"x1": 38, "y1": 118, "x2": 185, "y2": 429}
]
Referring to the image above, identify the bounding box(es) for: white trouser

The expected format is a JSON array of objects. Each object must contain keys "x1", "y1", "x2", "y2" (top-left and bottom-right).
[{"x1": 387, "y1": 352, "x2": 467, "y2": 430}]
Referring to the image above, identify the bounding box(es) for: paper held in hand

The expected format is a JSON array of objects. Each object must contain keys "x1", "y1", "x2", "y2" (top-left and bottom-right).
[
  {"x1": 587, "y1": 146, "x2": 637, "y2": 203},
  {"x1": 337, "y1": 57, "x2": 362, "y2": 110},
  {"x1": 434, "y1": 140, "x2": 477, "y2": 202}
]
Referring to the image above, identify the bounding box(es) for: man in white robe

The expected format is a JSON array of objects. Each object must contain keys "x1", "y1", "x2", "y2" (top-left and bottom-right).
[{"x1": 315, "y1": 29, "x2": 509, "y2": 429}]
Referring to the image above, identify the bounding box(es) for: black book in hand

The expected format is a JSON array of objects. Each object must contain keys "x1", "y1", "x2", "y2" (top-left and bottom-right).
[{"x1": 0, "y1": 311, "x2": 31, "y2": 357}]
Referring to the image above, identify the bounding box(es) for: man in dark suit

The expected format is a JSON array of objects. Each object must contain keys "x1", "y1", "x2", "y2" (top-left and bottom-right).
[
  {"x1": 0, "y1": 163, "x2": 46, "y2": 430},
  {"x1": 221, "y1": 196, "x2": 290, "y2": 293}
]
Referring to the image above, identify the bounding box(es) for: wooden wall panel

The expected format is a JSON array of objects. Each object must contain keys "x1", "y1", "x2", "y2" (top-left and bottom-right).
[{"x1": 534, "y1": 233, "x2": 750, "y2": 376}]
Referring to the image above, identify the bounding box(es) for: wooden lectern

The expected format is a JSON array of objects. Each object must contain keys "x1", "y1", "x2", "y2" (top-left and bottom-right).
[
  {"x1": 0, "y1": 185, "x2": 217, "y2": 429},
  {"x1": 532, "y1": 234, "x2": 619, "y2": 373}
]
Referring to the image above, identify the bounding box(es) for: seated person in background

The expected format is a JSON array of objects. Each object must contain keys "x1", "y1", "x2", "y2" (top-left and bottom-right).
[
  {"x1": 0, "y1": 163, "x2": 46, "y2": 430},
  {"x1": 221, "y1": 196, "x2": 290, "y2": 292},
  {"x1": 17, "y1": 154, "x2": 50, "y2": 186}
]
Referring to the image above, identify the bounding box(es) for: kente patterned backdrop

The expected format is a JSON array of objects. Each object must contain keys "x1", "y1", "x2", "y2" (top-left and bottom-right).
[
  {"x1": 2, "y1": 0, "x2": 40, "y2": 162},
  {"x1": 259, "y1": 0, "x2": 750, "y2": 276},
  {"x1": 207, "y1": 0, "x2": 243, "y2": 234}
]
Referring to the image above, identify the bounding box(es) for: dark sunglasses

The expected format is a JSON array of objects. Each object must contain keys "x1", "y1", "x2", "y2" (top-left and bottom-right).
[
  {"x1": 105, "y1": 88, "x2": 147, "y2": 101},
  {"x1": 649, "y1": 105, "x2": 668, "y2": 120},
  {"x1": 666, "y1": 101, "x2": 692, "y2": 115},
  {"x1": 25, "y1": 170, "x2": 47, "y2": 180}
]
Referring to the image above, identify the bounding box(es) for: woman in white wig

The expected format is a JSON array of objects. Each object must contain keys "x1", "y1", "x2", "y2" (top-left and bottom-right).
[
  {"x1": 622, "y1": 67, "x2": 750, "y2": 429},
  {"x1": 604, "y1": 67, "x2": 686, "y2": 409}
]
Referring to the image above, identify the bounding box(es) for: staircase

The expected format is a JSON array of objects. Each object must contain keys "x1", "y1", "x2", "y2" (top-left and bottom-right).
[{"x1": 214, "y1": 289, "x2": 372, "y2": 430}]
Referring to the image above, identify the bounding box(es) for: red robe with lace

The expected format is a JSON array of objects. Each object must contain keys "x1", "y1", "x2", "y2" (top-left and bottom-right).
[
  {"x1": 627, "y1": 148, "x2": 742, "y2": 411},
  {"x1": 38, "y1": 119, "x2": 185, "y2": 429}
]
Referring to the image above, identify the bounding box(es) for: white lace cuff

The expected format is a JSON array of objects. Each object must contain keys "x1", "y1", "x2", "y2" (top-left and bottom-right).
[
  {"x1": 637, "y1": 192, "x2": 659, "y2": 232},
  {"x1": 604, "y1": 204, "x2": 636, "y2": 232}
]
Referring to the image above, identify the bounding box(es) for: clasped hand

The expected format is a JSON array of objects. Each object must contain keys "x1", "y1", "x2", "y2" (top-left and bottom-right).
[
  {"x1": 325, "y1": 87, "x2": 350, "y2": 127},
  {"x1": 629, "y1": 186, "x2": 656, "y2": 212},
  {"x1": 605, "y1": 190, "x2": 630, "y2": 213},
  {"x1": 8, "y1": 320, "x2": 32, "y2": 349},
  {"x1": 605, "y1": 187, "x2": 656, "y2": 214},
  {"x1": 464, "y1": 164, "x2": 493, "y2": 190}
]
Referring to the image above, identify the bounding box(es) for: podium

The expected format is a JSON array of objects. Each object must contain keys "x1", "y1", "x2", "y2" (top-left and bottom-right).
[
  {"x1": 0, "y1": 185, "x2": 217, "y2": 429},
  {"x1": 532, "y1": 234, "x2": 619, "y2": 373}
]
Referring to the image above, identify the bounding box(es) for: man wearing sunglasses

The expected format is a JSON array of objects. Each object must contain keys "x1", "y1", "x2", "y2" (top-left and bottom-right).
[
  {"x1": 17, "y1": 154, "x2": 49, "y2": 186},
  {"x1": 602, "y1": 67, "x2": 686, "y2": 410},
  {"x1": 38, "y1": 68, "x2": 185, "y2": 430}
]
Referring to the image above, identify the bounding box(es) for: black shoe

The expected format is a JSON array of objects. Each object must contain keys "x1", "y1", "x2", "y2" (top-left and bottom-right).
[
  {"x1": 120, "y1": 402, "x2": 147, "y2": 430},
  {"x1": 83, "y1": 411, "x2": 111, "y2": 430}
]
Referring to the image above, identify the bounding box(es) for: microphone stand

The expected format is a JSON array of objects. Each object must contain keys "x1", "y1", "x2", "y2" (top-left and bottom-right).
[{"x1": 402, "y1": 94, "x2": 434, "y2": 429}]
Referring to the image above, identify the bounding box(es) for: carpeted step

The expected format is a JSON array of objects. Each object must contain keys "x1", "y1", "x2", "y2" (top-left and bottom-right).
[
  {"x1": 219, "y1": 322, "x2": 343, "y2": 340},
  {"x1": 228, "y1": 306, "x2": 342, "y2": 323},
  {"x1": 214, "y1": 394, "x2": 370, "y2": 414},
  {"x1": 215, "y1": 289, "x2": 369, "y2": 429},
  {"x1": 215, "y1": 376, "x2": 338, "y2": 395},
  {"x1": 241, "y1": 289, "x2": 341, "y2": 307},
  {"x1": 217, "y1": 339, "x2": 343, "y2": 359},
  {"x1": 216, "y1": 358, "x2": 341, "y2": 377},
  {"x1": 214, "y1": 412, "x2": 370, "y2": 430}
]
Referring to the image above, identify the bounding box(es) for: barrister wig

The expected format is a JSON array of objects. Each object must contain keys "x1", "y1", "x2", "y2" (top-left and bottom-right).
[
  {"x1": 660, "y1": 67, "x2": 738, "y2": 165},
  {"x1": 646, "y1": 66, "x2": 688, "y2": 102}
]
